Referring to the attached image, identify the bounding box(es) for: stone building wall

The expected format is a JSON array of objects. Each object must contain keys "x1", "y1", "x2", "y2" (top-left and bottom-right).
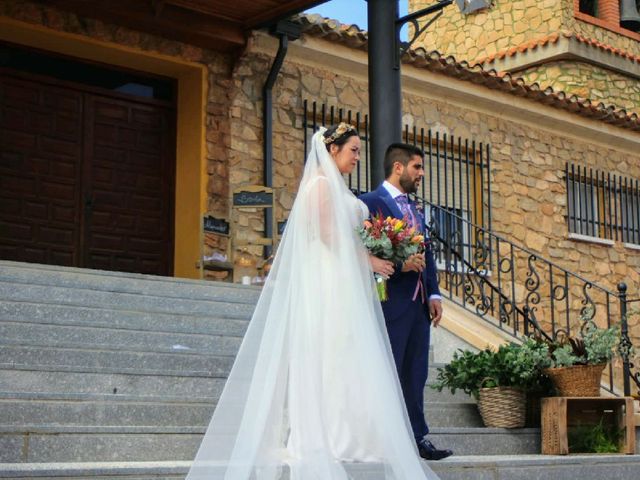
[
  {"x1": 516, "y1": 61, "x2": 640, "y2": 110},
  {"x1": 410, "y1": 0, "x2": 639, "y2": 64},
  {"x1": 3, "y1": 1, "x2": 640, "y2": 337},
  {"x1": 409, "y1": 0, "x2": 566, "y2": 64}
]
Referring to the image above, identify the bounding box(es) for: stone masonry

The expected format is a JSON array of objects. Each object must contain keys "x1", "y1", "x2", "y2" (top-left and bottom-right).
[
  {"x1": 516, "y1": 60, "x2": 640, "y2": 111},
  {"x1": 2, "y1": 2, "x2": 640, "y2": 343},
  {"x1": 410, "y1": 0, "x2": 640, "y2": 112}
]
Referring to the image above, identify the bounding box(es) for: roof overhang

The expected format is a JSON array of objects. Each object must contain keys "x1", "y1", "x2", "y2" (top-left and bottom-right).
[
  {"x1": 478, "y1": 33, "x2": 640, "y2": 81},
  {"x1": 37, "y1": 0, "x2": 327, "y2": 52}
]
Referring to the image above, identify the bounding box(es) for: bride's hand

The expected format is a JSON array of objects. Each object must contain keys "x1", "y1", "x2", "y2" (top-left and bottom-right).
[{"x1": 369, "y1": 254, "x2": 394, "y2": 278}]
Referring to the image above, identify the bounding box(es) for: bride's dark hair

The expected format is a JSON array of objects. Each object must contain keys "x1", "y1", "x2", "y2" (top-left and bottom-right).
[{"x1": 322, "y1": 122, "x2": 358, "y2": 152}]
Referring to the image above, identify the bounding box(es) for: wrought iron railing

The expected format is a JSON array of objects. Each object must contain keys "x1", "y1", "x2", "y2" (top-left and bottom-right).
[{"x1": 422, "y1": 198, "x2": 640, "y2": 397}]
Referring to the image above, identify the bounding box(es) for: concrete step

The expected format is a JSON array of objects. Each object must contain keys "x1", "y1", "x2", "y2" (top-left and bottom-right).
[
  {"x1": 0, "y1": 321, "x2": 242, "y2": 355},
  {"x1": 0, "y1": 393, "x2": 214, "y2": 427},
  {"x1": 3, "y1": 457, "x2": 640, "y2": 480},
  {"x1": 0, "y1": 426, "x2": 202, "y2": 463},
  {"x1": 429, "y1": 427, "x2": 539, "y2": 456},
  {"x1": 0, "y1": 462, "x2": 191, "y2": 479},
  {"x1": 0, "y1": 261, "x2": 261, "y2": 304},
  {"x1": 0, "y1": 391, "x2": 480, "y2": 429},
  {"x1": 425, "y1": 402, "x2": 482, "y2": 428},
  {"x1": 431, "y1": 455, "x2": 640, "y2": 480},
  {"x1": 0, "y1": 368, "x2": 225, "y2": 397},
  {"x1": 0, "y1": 282, "x2": 255, "y2": 319},
  {"x1": 0, "y1": 345, "x2": 235, "y2": 377},
  {"x1": 4, "y1": 455, "x2": 640, "y2": 480},
  {"x1": 0, "y1": 301, "x2": 249, "y2": 337},
  {"x1": 0, "y1": 426, "x2": 543, "y2": 462}
]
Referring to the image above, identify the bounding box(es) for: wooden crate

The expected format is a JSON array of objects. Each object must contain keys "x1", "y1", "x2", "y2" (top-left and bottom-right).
[{"x1": 541, "y1": 397, "x2": 636, "y2": 455}]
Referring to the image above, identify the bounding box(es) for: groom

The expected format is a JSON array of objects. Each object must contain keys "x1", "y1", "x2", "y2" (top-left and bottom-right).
[{"x1": 360, "y1": 143, "x2": 452, "y2": 461}]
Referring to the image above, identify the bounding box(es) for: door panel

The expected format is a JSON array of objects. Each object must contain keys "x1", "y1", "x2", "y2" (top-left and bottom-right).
[
  {"x1": 83, "y1": 95, "x2": 173, "y2": 275},
  {"x1": 0, "y1": 75, "x2": 83, "y2": 266}
]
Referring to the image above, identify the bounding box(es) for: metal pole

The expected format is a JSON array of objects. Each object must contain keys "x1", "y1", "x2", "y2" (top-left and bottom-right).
[
  {"x1": 618, "y1": 282, "x2": 631, "y2": 396},
  {"x1": 367, "y1": 0, "x2": 402, "y2": 188}
]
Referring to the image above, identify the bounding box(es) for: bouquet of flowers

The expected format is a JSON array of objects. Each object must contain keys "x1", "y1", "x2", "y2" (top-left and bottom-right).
[{"x1": 358, "y1": 214, "x2": 426, "y2": 301}]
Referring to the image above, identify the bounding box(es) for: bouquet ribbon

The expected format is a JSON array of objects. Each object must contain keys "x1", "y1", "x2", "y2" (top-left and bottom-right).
[{"x1": 412, "y1": 276, "x2": 425, "y2": 304}]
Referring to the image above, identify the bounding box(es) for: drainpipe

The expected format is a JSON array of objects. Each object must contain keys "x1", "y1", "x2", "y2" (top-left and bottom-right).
[{"x1": 263, "y1": 20, "x2": 301, "y2": 256}]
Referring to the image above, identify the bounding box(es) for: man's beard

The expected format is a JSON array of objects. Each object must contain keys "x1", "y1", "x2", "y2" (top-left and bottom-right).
[{"x1": 399, "y1": 171, "x2": 419, "y2": 194}]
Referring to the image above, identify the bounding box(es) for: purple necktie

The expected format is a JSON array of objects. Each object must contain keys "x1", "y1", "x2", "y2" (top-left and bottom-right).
[{"x1": 396, "y1": 195, "x2": 416, "y2": 228}]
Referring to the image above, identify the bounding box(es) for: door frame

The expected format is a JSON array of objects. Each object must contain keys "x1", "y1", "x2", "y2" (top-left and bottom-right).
[{"x1": 0, "y1": 16, "x2": 207, "y2": 279}]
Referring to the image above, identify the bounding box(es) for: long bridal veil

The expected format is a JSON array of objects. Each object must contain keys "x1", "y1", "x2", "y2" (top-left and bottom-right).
[{"x1": 186, "y1": 129, "x2": 440, "y2": 480}]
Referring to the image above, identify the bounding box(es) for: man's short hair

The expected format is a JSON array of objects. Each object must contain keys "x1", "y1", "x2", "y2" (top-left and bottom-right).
[{"x1": 384, "y1": 143, "x2": 424, "y2": 178}]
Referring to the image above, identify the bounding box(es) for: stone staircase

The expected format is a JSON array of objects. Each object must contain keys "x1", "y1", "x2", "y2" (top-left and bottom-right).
[{"x1": 0, "y1": 260, "x2": 638, "y2": 479}]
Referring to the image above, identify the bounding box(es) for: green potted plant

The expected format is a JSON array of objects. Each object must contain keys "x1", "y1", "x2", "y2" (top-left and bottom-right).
[
  {"x1": 540, "y1": 308, "x2": 620, "y2": 397},
  {"x1": 431, "y1": 338, "x2": 551, "y2": 428}
]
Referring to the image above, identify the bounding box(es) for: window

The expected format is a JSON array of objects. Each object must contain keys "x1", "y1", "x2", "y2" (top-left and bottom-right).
[
  {"x1": 620, "y1": 186, "x2": 640, "y2": 245},
  {"x1": 565, "y1": 163, "x2": 640, "y2": 246},
  {"x1": 567, "y1": 176, "x2": 601, "y2": 238},
  {"x1": 579, "y1": 0, "x2": 598, "y2": 17}
]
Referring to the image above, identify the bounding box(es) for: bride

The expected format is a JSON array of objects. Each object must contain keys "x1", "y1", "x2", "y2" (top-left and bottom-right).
[{"x1": 186, "y1": 124, "x2": 440, "y2": 480}]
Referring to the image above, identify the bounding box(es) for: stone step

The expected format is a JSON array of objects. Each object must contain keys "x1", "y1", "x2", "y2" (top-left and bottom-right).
[
  {"x1": 429, "y1": 427, "x2": 540, "y2": 456},
  {"x1": 0, "y1": 462, "x2": 191, "y2": 479},
  {"x1": 425, "y1": 402, "x2": 482, "y2": 428},
  {"x1": 0, "y1": 369, "x2": 225, "y2": 398},
  {"x1": 432, "y1": 455, "x2": 640, "y2": 480},
  {"x1": 0, "y1": 345, "x2": 235, "y2": 377},
  {"x1": 0, "y1": 393, "x2": 214, "y2": 427},
  {"x1": 3, "y1": 457, "x2": 640, "y2": 480},
  {"x1": 0, "y1": 282, "x2": 255, "y2": 319},
  {"x1": 0, "y1": 392, "x2": 480, "y2": 429},
  {"x1": 0, "y1": 261, "x2": 261, "y2": 305},
  {"x1": 0, "y1": 321, "x2": 243, "y2": 355},
  {"x1": 0, "y1": 301, "x2": 249, "y2": 337},
  {"x1": 0, "y1": 426, "x2": 542, "y2": 462},
  {"x1": 0, "y1": 367, "x2": 473, "y2": 412},
  {"x1": 0, "y1": 455, "x2": 640, "y2": 480}
]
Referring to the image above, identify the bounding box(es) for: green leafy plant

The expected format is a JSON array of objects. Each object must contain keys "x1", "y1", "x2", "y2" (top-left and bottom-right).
[
  {"x1": 431, "y1": 338, "x2": 552, "y2": 399},
  {"x1": 568, "y1": 418, "x2": 622, "y2": 453},
  {"x1": 541, "y1": 307, "x2": 621, "y2": 368}
]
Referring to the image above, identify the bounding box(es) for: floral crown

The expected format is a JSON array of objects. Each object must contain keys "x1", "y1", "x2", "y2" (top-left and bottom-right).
[{"x1": 323, "y1": 122, "x2": 357, "y2": 144}]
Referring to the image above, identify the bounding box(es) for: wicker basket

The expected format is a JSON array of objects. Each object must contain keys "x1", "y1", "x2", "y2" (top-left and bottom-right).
[
  {"x1": 543, "y1": 363, "x2": 606, "y2": 397},
  {"x1": 477, "y1": 386, "x2": 526, "y2": 428}
]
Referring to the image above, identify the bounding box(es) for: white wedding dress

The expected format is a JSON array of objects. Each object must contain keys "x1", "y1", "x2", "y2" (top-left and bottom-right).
[{"x1": 186, "y1": 130, "x2": 439, "y2": 480}]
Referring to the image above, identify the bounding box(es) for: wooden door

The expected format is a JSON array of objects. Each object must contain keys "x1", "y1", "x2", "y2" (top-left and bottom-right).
[
  {"x1": 83, "y1": 94, "x2": 174, "y2": 275},
  {"x1": 0, "y1": 75, "x2": 84, "y2": 266},
  {"x1": 0, "y1": 71, "x2": 175, "y2": 276}
]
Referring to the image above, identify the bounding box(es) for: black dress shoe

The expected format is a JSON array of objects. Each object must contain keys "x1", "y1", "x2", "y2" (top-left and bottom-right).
[{"x1": 416, "y1": 438, "x2": 453, "y2": 460}]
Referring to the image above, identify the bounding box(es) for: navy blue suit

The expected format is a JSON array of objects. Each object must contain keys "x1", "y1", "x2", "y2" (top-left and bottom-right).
[{"x1": 359, "y1": 184, "x2": 441, "y2": 440}]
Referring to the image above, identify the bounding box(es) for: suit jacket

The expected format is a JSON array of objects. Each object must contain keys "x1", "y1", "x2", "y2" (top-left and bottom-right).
[{"x1": 359, "y1": 185, "x2": 441, "y2": 320}]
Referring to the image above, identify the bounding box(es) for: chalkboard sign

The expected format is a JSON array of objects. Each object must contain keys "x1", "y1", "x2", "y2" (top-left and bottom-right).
[
  {"x1": 233, "y1": 187, "x2": 273, "y2": 207},
  {"x1": 203, "y1": 215, "x2": 230, "y2": 235},
  {"x1": 277, "y1": 220, "x2": 287, "y2": 235}
]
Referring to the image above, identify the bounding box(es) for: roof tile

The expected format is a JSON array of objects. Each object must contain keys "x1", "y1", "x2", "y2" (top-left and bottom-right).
[{"x1": 291, "y1": 14, "x2": 640, "y2": 130}]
